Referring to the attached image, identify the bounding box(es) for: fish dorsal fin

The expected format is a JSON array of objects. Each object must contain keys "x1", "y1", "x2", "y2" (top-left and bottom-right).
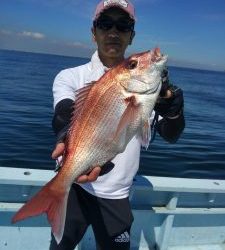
[
  {"x1": 67, "y1": 82, "x2": 96, "y2": 139},
  {"x1": 113, "y1": 96, "x2": 140, "y2": 141},
  {"x1": 72, "y1": 82, "x2": 96, "y2": 120}
]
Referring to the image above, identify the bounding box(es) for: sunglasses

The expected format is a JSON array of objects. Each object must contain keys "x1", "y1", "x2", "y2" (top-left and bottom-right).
[{"x1": 94, "y1": 17, "x2": 134, "y2": 32}]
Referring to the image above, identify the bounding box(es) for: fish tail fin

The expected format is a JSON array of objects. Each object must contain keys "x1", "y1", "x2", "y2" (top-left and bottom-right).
[{"x1": 12, "y1": 176, "x2": 69, "y2": 244}]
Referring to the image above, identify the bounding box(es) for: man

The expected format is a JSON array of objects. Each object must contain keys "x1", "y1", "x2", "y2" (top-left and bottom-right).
[{"x1": 50, "y1": 1, "x2": 185, "y2": 249}]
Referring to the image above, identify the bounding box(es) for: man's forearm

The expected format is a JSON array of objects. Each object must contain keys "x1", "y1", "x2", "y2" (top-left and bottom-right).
[{"x1": 52, "y1": 98, "x2": 74, "y2": 142}]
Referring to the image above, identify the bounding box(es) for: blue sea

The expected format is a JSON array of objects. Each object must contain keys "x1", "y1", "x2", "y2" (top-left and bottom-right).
[{"x1": 0, "y1": 49, "x2": 225, "y2": 179}]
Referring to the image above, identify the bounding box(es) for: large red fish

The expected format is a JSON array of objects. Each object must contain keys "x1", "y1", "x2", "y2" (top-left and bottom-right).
[{"x1": 12, "y1": 48, "x2": 167, "y2": 243}]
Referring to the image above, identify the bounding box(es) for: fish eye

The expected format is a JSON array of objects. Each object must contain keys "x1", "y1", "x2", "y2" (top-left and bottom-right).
[{"x1": 128, "y1": 60, "x2": 138, "y2": 70}]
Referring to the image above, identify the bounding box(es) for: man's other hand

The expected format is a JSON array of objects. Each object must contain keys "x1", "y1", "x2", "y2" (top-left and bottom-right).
[{"x1": 75, "y1": 167, "x2": 101, "y2": 183}]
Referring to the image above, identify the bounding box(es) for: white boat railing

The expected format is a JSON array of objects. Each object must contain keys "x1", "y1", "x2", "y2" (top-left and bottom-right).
[{"x1": 1, "y1": 166, "x2": 225, "y2": 250}]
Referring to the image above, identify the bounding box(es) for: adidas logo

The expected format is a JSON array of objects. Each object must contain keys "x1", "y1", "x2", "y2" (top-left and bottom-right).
[{"x1": 114, "y1": 231, "x2": 130, "y2": 243}]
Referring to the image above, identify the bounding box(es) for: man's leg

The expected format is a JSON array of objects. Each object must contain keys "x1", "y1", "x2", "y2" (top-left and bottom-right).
[{"x1": 91, "y1": 197, "x2": 133, "y2": 250}]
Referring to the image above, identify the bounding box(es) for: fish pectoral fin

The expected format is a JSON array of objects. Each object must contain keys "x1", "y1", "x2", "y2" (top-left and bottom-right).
[
  {"x1": 113, "y1": 96, "x2": 140, "y2": 142},
  {"x1": 141, "y1": 120, "x2": 151, "y2": 149},
  {"x1": 12, "y1": 176, "x2": 69, "y2": 244}
]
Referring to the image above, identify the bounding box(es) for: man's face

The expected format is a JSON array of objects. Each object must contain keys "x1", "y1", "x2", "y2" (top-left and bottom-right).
[{"x1": 93, "y1": 7, "x2": 135, "y2": 60}]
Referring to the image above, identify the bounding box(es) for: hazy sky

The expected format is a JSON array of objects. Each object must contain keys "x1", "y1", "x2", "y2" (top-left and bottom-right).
[{"x1": 0, "y1": 0, "x2": 225, "y2": 71}]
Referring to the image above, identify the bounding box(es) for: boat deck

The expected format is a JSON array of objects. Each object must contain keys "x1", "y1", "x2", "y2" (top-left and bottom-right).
[{"x1": 1, "y1": 166, "x2": 225, "y2": 250}]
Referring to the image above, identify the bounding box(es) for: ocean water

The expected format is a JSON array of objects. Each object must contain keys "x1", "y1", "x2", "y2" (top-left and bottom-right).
[{"x1": 0, "y1": 49, "x2": 225, "y2": 179}]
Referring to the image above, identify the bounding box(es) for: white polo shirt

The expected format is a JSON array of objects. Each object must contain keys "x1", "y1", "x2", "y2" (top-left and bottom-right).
[{"x1": 53, "y1": 51, "x2": 155, "y2": 199}]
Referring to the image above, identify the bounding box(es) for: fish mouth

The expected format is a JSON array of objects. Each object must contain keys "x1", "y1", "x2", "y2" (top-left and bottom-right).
[
  {"x1": 122, "y1": 78, "x2": 161, "y2": 94},
  {"x1": 146, "y1": 81, "x2": 161, "y2": 94},
  {"x1": 140, "y1": 81, "x2": 161, "y2": 94}
]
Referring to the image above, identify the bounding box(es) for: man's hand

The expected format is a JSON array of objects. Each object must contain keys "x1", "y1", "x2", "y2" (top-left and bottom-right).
[
  {"x1": 161, "y1": 88, "x2": 173, "y2": 99},
  {"x1": 51, "y1": 143, "x2": 101, "y2": 183},
  {"x1": 75, "y1": 167, "x2": 101, "y2": 183},
  {"x1": 52, "y1": 142, "x2": 65, "y2": 159},
  {"x1": 155, "y1": 67, "x2": 184, "y2": 119},
  {"x1": 155, "y1": 84, "x2": 184, "y2": 118}
]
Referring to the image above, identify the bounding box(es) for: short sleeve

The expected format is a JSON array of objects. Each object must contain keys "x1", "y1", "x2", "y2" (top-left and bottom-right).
[{"x1": 52, "y1": 69, "x2": 77, "y2": 108}]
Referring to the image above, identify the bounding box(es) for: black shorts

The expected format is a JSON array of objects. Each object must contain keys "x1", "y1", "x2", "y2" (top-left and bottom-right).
[{"x1": 49, "y1": 183, "x2": 134, "y2": 250}]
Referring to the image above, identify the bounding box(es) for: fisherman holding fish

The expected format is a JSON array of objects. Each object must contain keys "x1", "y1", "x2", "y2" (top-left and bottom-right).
[{"x1": 12, "y1": 0, "x2": 185, "y2": 249}]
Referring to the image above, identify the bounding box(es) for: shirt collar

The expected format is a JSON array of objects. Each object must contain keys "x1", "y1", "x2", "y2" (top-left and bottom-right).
[
  {"x1": 85, "y1": 51, "x2": 109, "y2": 84},
  {"x1": 90, "y1": 50, "x2": 109, "y2": 72}
]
